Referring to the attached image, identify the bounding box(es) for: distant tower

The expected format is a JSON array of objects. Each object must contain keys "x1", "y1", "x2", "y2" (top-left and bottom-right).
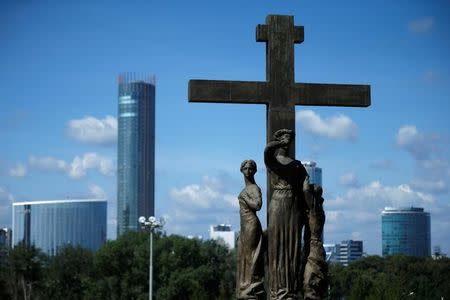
[
  {"x1": 117, "y1": 73, "x2": 155, "y2": 236},
  {"x1": 382, "y1": 207, "x2": 431, "y2": 257},
  {"x1": 302, "y1": 161, "x2": 322, "y2": 186}
]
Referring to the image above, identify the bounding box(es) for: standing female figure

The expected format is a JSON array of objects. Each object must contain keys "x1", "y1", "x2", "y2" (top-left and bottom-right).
[
  {"x1": 264, "y1": 129, "x2": 308, "y2": 300},
  {"x1": 237, "y1": 159, "x2": 265, "y2": 299}
]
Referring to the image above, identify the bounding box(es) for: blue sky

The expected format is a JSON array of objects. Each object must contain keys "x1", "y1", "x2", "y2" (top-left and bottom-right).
[{"x1": 1, "y1": 0, "x2": 449, "y2": 255}]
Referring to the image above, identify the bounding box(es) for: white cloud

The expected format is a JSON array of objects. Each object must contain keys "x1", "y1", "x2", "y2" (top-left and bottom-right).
[
  {"x1": 0, "y1": 187, "x2": 15, "y2": 225},
  {"x1": 9, "y1": 163, "x2": 27, "y2": 177},
  {"x1": 88, "y1": 184, "x2": 107, "y2": 199},
  {"x1": 297, "y1": 110, "x2": 358, "y2": 141},
  {"x1": 324, "y1": 180, "x2": 449, "y2": 254},
  {"x1": 68, "y1": 153, "x2": 115, "y2": 179},
  {"x1": 338, "y1": 172, "x2": 360, "y2": 187},
  {"x1": 420, "y1": 159, "x2": 448, "y2": 171},
  {"x1": 396, "y1": 126, "x2": 450, "y2": 194},
  {"x1": 410, "y1": 179, "x2": 447, "y2": 194},
  {"x1": 170, "y1": 184, "x2": 219, "y2": 209},
  {"x1": 29, "y1": 156, "x2": 67, "y2": 172},
  {"x1": 396, "y1": 125, "x2": 439, "y2": 160},
  {"x1": 408, "y1": 17, "x2": 433, "y2": 33},
  {"x1": 340, "y1": 181, "x2": 435, "y2": 209},
  {"x1": 0, "y1": 187, "x2": 15, "y2": 206},
  {"x1": 29, "y1": 153, "x2": 114, "y2": 179},
  {"x1": 66, "y1": 115, "x2": 117, "y2": 145},
  {"x1": 164, "y1": 174, "x2": 243, "y2": 236},
  {"x1": 224, "y1": 194, "x2": 239, "y2": 209}
]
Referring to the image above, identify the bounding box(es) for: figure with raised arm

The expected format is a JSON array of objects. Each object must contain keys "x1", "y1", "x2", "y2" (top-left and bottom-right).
[{"x1": 264, "y1": 129, "x2": 309, "y2": 299}]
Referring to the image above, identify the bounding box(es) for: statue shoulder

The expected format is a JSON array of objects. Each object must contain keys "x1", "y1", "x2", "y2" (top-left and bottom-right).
[{"x1": 246, "y1": 184, "x2": 262, "y2": 196}]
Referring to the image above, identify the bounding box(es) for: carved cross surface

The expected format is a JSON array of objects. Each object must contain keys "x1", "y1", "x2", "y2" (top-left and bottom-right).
[{"x1": 188, "y1": 15, "x2": 371, "y2": 203}]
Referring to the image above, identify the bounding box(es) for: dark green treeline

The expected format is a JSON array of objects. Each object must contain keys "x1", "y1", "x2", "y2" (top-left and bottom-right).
[
  {"x1": 1, "y1": 232, "x2": 449, "y2": 300},
  {"x1": 0, "y1": 231, "x2": 235, "y2": 300},
  {"x1": 328, "y1": 255, "x2": 450, "y2": 299}
]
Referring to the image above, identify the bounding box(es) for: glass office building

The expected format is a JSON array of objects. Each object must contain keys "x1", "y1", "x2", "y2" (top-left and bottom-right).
[
  {"x1": 117, "y1": 73, "x2": 155, "y2": 236},
  {"x1": 382, "y1": 207, "x2": 431, "y2": 257},
  {"x1": 12, "y1": 199, "x2": 106, "y2": 255},
  {"x1": 302, "y1": 161, "x2": 322, "y2": 186}
]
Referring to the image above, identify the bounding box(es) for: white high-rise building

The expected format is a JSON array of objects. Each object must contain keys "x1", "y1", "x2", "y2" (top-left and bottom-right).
[{"x1": 209, "y1": 224, "x2": 236, "y2": 250}]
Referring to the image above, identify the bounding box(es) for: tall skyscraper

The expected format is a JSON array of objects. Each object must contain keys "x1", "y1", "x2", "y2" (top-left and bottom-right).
[
  {"x1": 117, "y1": 73, "x2": 155, "y2": 236},
  {"x1": 12, "y1": 199, "x2": 106, "y2": 255},
  {"x1": 302, "y1": 161, "x2": 322, "y2": 186},
  {"x1": 382, "y1": 207, "x2": 431, "y2": 257}
]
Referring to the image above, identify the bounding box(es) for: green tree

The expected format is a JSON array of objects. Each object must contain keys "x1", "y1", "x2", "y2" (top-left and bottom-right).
[
  {"x1": 86, "y1": 232, "x2": 235, "y2": 300},
  {"x1": 2, "y1": 244, "x2": 48, "y2": 300},
  {"x1": 154, "y1": 235, "x2": 235, "y2": 300},
  {"x1": 42, "y1": 245, "x2": 94, "y2": 300},
  {"x1": 327, "y1": 255, "x2": 450, "y2": 300},
  {"x1": 88, "y1": 231, "x2": 149, "y2": 300}
]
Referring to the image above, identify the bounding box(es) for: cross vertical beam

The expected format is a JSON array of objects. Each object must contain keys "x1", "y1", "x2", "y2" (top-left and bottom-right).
[
  {"x1": 188, "y1": 15, "x2": 370, "y2": 216},
  {"x1": 257, "y1": 15, "x2": 303, "y2": 158}
]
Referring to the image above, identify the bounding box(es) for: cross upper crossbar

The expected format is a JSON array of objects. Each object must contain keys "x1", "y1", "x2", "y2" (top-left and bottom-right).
[
  {"x1": 188, "y1": 15, "x2": 371, "y2": 207},
  {"x1": 189, "y1": 80, "x2": 370, "y2": 107},
  {"x1": 188, "y1": 15, "x2": 370, "y2": 154}
]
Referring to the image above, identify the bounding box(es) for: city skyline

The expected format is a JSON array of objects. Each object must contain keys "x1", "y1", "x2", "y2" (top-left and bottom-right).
[{"x1": 1, "y1": 1, "x2": 449, "y2": 255}]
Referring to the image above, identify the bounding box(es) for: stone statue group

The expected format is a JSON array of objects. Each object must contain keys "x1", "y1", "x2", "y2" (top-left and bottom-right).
[{"x1": 237, "y1": 129, "x2": 327, "y2": 300}]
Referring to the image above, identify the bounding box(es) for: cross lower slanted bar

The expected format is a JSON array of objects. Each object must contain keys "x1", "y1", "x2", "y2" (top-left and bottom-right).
[{"x1": 188, "y1": 15, "x2": 371, "y2": 209}]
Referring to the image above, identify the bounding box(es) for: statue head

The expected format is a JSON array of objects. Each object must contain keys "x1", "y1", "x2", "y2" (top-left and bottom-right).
[
  {"x1": 273, "y1": 129, "x2": 294, "y2": 152},
  {"x1": 240, "y1": 159, "x2": 257, "y2": 177}
]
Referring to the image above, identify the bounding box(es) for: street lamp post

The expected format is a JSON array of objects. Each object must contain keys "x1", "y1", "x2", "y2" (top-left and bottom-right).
[{"x1": 139, "y1": 216, "x2": 161, "y2": 300}]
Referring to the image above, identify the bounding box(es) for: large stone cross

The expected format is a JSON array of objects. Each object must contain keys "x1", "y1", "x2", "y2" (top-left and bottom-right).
[{"x1": 188, "y1": 15, "x2": 370, "y2": 206}]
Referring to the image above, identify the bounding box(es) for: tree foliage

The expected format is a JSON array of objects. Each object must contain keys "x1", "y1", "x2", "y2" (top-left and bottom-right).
[
  {"x1": 3, "y1": 234, "x2": 449, "y2": 300},
  {"x1": 0, "y1": 232, "x2": 236, "y2": 300},
  {"x1": 328, "y1": 255, "x2": 450, "y2": 300},
  {"x1": 43, "y1": 245, "x2": 94, "y2": 300},
  {"x1": 0, "y1": 244, "x2": 48, "y2": 300}
]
